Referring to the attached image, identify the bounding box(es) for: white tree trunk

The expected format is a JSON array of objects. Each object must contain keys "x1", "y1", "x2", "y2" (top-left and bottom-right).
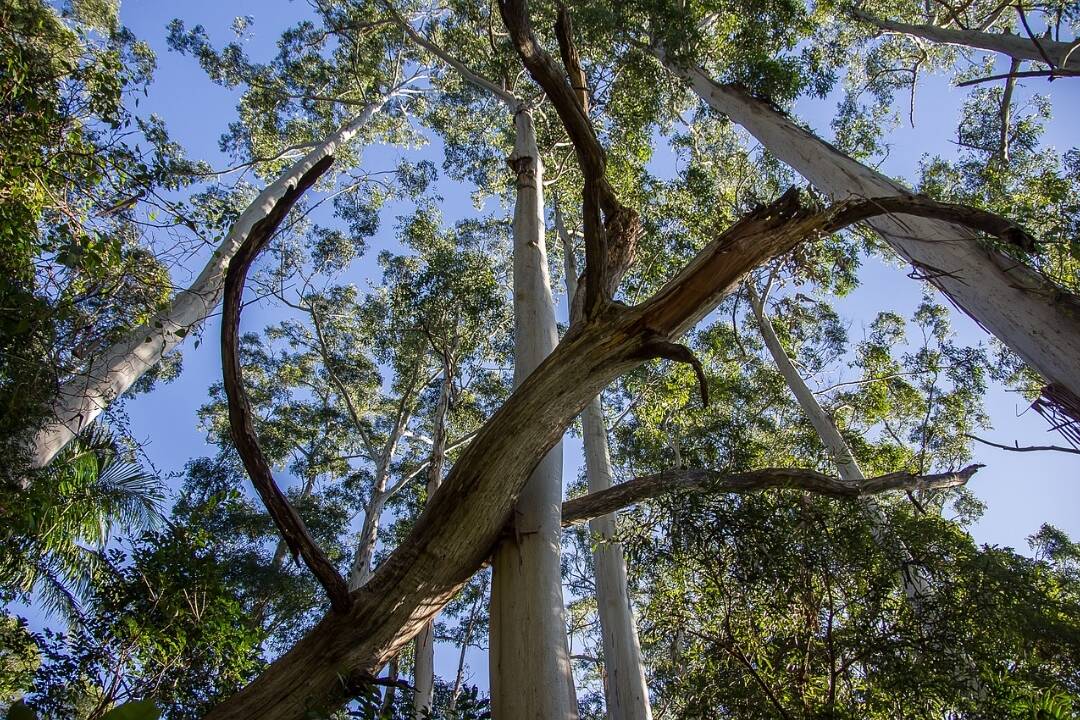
[
  {"x1": 747, "y1": 282, "x2": 934, "y2": 605},
  {"x1": 658, "y1": 51, "x2": 1080, "y2": 406},
  {"x1": 28, "y1": 98, "x2": 386, "y2": 471},
  {"x1": 559, "y1": 204, "x2": 651, "y2": 720},
  {"x1": 414, "y1": 362, "x2": 454, "y2": 719},
  {"x1": 489, "y1": 109, "x2": 578, "y2": 720}
]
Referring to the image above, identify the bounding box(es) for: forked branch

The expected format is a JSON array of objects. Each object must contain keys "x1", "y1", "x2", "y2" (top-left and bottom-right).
[{"x1": 500, "y1": 0, "x2": 639, "y2": 316}]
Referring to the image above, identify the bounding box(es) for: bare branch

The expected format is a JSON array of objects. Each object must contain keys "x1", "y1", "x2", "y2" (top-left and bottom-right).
[
  {"x1": 561, "y1": 465, "x2": 984, "y2": 526},
  {"x1": 966, "y1": 434, "x2": 1080, "y2": 455}
]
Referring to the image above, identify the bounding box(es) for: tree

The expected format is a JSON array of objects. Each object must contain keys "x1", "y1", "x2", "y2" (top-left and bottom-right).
[{"x1": 4, "y1": 1, "x2": 1079, "y2": 719}]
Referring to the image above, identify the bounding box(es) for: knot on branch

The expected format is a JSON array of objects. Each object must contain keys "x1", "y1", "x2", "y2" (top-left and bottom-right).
[{"x1": 632, "y1": 337, "x2": 710, "y2": 408}]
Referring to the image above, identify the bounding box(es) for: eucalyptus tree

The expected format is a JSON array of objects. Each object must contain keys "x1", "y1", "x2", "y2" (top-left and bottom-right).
[
  {"x1": 190, "y1": 2, "x2": 1044, "y2": 717},
  {"x1": 575, "y1": 0, "x2": 1080, "y2": 421},
  {"x1": 384, "y1": 3, "x2": 581, "y2": 713},
  {"x1": 6, "y1": 1, "x2": 1076, "y2": 719},
  {"x1": 559, "y1": 200, "x2": 651, "y2": 720},
  {"x1": 24, "y1": 0, "x2": 426, "y2": 472},
  {"x1": 1, "y1": 0, "x2": 192, "y2": 478}
]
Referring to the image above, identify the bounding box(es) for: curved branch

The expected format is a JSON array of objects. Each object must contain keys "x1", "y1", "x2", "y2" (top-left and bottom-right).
[
  {"x1": 220, "y1": 154, "x2": 351, "y2": 614},
  {"x1": 561, "y1": 465, "x2": 983, "y2": 526}
]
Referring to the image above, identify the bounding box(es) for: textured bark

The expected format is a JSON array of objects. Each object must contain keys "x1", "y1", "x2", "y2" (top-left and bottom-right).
[
  {"x1": 489, "y1": 109, "x2": 579, "y2": 720},
  {"x1": 852, "y1": 10, "x2": 1080, "y2": 70},
  {"x1": 28, "y1": 98, "x2": 385, "y2": 471},
  {"x1": 561, "y1": 207, "x2": 652, "y2": 720},
  {"x1": 561, "y1": 465, "x2": 981, "y2": 526},
  {"x1": 657, "y1": 50, "x2": 1080, "y2": 407}
]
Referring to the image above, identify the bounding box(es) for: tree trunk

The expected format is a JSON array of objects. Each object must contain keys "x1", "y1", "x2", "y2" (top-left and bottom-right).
[
  {"x1": 202, "y1": 191, "x2": 992, "y2": 720},
  {"x1": 746, "y1": 282, "x2": 933, "y2": 606},
  {"x1": 851, "y1": 10, "x2": 1080, "y2": 70},
  {"x1": 658, "y1": 50, "x2": 1080, "y2": 408},
  {"x1": 26, "y1": 98, "x2": 386, "y2": 472},
  {"x1": 560, "y1": 205, "x2": 651, "y2": 720},
  {"x1": 489, "y1": 108, "x2": 578, "y2": 720},
  {"x1": 746, "y1": 282, "x2": 986, "y2": 696},
  {"x1": 449, "y1": 589, "x2": 484, "y2": 712},
  {"x1": 414, "y1": 359, "x2": 454, "y2": 719}
]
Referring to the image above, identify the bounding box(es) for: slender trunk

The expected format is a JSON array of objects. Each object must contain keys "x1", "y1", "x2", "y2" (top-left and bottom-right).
[
  {"x1": 559, "y1": 204, "x2": 651, "y2": 720},
  {"x1": 746, "y1": 282, "x2": 932, "y2": 604},
  {"x1": 349, "y1": 488, "x2": 388, "y2": 590},
  {"x1": 659, "y1": 51, "x2": 1080, "y2": 409},
  {"x1": 380, "y1": 657, "x2": 400, "y2": 719},
  {"x1": 852, "y1": 10, "x2": 1080, "y2": 70},
  {"x1": 414, "y1": 359, "x2": 454, "y2": 719},
  {"x1": 998, "y1": 58, "x2": 1022, "y2": 161},
  {"x1": 449, "y1": 590, "x2": 484, "y2": 712},
  {"x1": 746, "y1": 282, "x2": 987, "y2": 696},
  {"x1": 489, "y1": 108, "x2": 578, "y2": 720},
  {"x1": 27, "y1": 98, "x2": 386, "y2": 472}
]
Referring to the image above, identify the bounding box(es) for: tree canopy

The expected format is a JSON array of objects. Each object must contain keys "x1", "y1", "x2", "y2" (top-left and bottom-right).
[{"x1": 1, "y1": 1, "x2": 1078, "y2": 719}]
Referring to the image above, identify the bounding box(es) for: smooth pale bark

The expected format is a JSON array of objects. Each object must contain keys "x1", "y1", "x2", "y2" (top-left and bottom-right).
[
  {"x1": 489, "y1": 109, "x2": 578, "y2": 720},
  {"x1": 657, "y1": 50, "x2": 1080, "y2": 406},
  {"x1": 852, "y1": 10, "x2": 1080, "y2": 70},
  {"x1": 747, "y1": 282, "x2": 984, "y2": 696},
  {"x1": 746, "y1": 283, "x2": 933, "y2": 605},
  {"x1": 28, "y1": 98, "x2": 385, "y2": 471},
  {"x1": 560, "y1": 207, "x2": 651, "y2": 720},
  {"x1": 448, "y1": 590, "x2": 484, "y2": 712},
  {"x1": 414, "y1": 361, "x2": 453, "y2": 719}
]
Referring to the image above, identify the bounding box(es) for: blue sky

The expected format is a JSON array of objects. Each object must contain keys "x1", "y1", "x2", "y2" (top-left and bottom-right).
[{"x1": 65, "y1": 0, "x2": 1080, "y2": 697}]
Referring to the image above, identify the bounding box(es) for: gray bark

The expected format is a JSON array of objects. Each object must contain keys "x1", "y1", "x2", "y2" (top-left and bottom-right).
[
  {"x1": 656, "y1": 49, "x2": 1080, "y2": 408},
  {"x1": 489, "y1": 109, "x2": 578, "y2": 720},
  {"x1": 28, "y1": 97, "x2": 386, "y2": 471}
]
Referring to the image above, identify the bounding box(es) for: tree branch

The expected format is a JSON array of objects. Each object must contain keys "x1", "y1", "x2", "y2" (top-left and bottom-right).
[
  {"x1": 852, "y1": 8, "x2": 1080, "y2": 70},
  {"x1": 499, "y1": 0, "x2": 639, "y2": 316},
  {"x1": 966, "y1": 434, "x2": 1080, "y2": 455},
  {"x1": 220, "y1": 154, "x2": 352, "y2": 614},
  {"x1": 561, "y1": 465, "x2": 983, "y2": 526},
  {"x1": 381, "y1": 0, "x2": 519, "y2": 107}
]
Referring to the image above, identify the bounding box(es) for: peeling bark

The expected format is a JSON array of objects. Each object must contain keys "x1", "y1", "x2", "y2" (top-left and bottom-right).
[{"x1": 489, "y1": 108, "x2": 579, "y2": 720}]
